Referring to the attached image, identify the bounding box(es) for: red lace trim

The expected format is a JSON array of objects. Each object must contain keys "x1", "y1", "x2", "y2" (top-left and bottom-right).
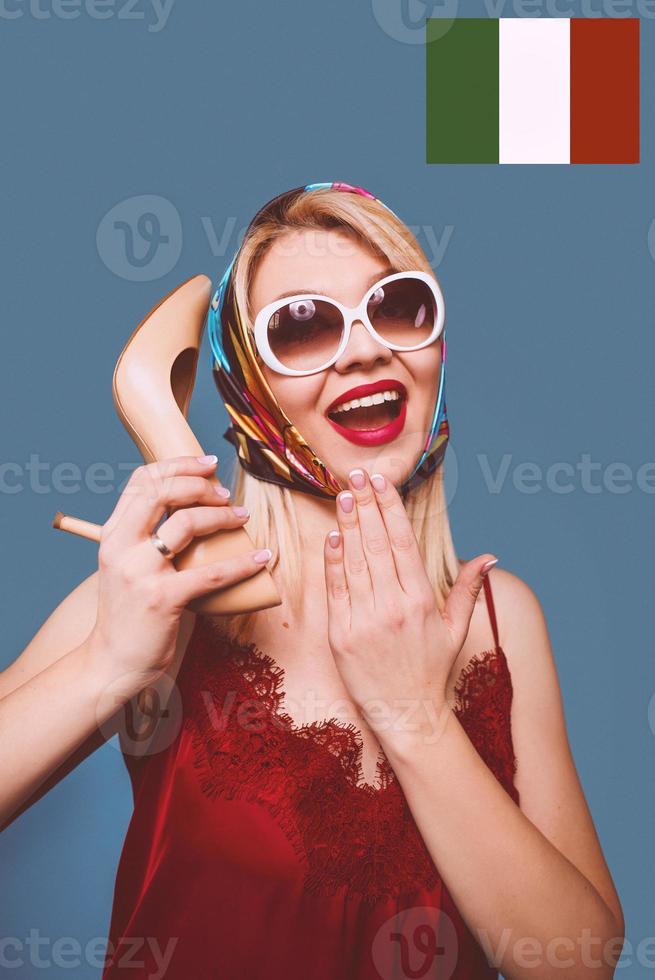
[{"x1": 181, "y1": 615, "x2": 519, "y2": 903}]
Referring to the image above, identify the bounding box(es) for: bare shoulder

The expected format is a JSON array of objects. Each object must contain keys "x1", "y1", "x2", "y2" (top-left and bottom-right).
[
  {"x1": 483, "y1": 566, "x2": 552, "y2": 656},
  {"x1": 482, "y1": 565, "x2": 565, "y2": 731}
]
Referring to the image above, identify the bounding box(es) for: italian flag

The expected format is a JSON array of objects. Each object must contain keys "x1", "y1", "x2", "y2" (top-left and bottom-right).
[{"x1": 426, "y1": 18, "x2": 639, "y2": 164}]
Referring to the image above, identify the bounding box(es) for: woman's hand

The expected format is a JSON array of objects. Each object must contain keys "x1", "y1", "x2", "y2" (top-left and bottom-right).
[
  {"x1": 86, "y1": 455, "x2": 271, "y2": 692},
  {"x1": 323, "y1": 466, "x2": 497, "y2": 752}
]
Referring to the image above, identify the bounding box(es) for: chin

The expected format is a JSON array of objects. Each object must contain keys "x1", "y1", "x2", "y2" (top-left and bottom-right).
[
  {"x1": 309, "y1": 400, "x2": 427, "y2": 487},
  {"x1": 325, "y1": 443, "x2": 416, "y2": 490}
]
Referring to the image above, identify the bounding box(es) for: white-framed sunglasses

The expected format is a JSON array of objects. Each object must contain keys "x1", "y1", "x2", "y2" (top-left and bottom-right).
[{"x1": 252, "y1": 269, "x2": 445, "y2": 377}]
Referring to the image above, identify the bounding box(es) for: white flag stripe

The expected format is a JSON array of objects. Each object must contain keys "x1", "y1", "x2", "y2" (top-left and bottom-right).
[{"x1": 499, "y1": 18, "x2": 570, "y2": 165}]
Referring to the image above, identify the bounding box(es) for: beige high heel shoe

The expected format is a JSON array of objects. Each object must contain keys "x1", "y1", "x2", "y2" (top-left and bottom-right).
[{"x1": 55, "y1": 274, "x2": 281, "y2": 616}]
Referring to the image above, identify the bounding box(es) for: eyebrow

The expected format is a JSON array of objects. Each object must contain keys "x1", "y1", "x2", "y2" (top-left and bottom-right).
[{"x1": 270, "y1": 266, "x2": 396, "y2": 303}]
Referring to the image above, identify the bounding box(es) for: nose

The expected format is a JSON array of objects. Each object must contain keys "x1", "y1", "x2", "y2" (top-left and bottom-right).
[{"x1": 332, "y1": 317, "x2": 392, "y2": 373}]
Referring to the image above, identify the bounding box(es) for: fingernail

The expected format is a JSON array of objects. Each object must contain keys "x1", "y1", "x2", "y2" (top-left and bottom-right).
[
  {"x1": 215, "y1": 485, "x2": 231, "y2": 498},
  {"x1": 328, "y1": 530, "x2": 341, "y2": 549},
  {"x1": 348, "y1": 469, "x2": 366, "y2": 490},
  {"x1": 198, "y1": 454, "x2": 218, "y2": 465},
  {"x1": 370, "y1": 473, "x2": 386, "y2": 492},
  {"x1": 253, "y1": 548, "x2": 272, "y2": 563},
  {"x1": 339, "y1": 492, "x2": 354, "y2": 513},
  {"x1": 481, "y1": 558, "x2": 498, "y2": 575},
  {"x1": 233, "y1": 506, "x2": 249, "y2": 517}
]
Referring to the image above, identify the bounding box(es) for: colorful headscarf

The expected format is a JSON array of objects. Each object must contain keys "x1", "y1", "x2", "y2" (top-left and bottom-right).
[{"x1": 207, "y1": 181, "x2": 449, "y2": 501}]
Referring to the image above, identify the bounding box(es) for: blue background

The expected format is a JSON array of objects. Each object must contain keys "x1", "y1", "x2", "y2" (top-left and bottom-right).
[{"x1": 1, "y1": 0, "x2": 653, "y2": 974}]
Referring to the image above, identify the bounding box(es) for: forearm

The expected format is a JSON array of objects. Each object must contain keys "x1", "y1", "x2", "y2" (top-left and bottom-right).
[
  {"x1": 381, "y1": 708, "x2": 623, "y2": 980},
  {"x1": 0, "y1": 639, "x2": 146, "y2": 829}
]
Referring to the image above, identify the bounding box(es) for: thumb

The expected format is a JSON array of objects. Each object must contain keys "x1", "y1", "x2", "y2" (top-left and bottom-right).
[{"x1": 442, "y1": 555, "x2": 498, "y2": 649}]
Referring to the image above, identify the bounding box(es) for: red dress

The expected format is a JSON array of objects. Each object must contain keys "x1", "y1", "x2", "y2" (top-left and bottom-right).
[{"x1": 102, "y1": 574, "x2": 519, "y2": 980}]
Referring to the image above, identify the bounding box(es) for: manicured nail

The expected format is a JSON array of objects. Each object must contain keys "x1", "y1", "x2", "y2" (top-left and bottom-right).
[
  {"x1": 233, "y1": 506, "x2": 249, "y2": 517},
  {"x1": 197, "y1": 454, "x2": 218, "y2": 465},
  {"x1": 339, "y1": 492, "x2": 354, "y2": 513},
  {"x1": 328, "y1": 530, "x2": 341, "y2": 548},
  {"x1": 370, "y1": 473, "x2": 386, "y2": 492},
  {"x1": 481, "y1": 558, "x2": 498, "y2": 575},
  {"x1": 253, "y1": 548, "x2": 272, "y2": 563},
  {"x1": 349, "y1": 469, "x2": 366, "y2": 489},
  {"x1": 214, "y1": 485, "x2": 231, "y2": 497}
]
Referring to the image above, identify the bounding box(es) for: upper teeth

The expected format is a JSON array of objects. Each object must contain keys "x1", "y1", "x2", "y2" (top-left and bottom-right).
[{"x1": 330, "y1": 389, "x2": 401, "y2": 414}]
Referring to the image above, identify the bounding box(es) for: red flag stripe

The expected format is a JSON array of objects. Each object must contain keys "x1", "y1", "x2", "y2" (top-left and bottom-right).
[{"x1": 570, "y1": 18, "x2": 639, "y2": 165}]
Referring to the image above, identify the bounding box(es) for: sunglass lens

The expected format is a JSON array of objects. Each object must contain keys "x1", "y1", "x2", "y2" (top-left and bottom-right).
[
  {"x1": 267, "y1": 299, "x2": 343, "y2": 371},
  {"x1": 367, "y1": 277, "x2": 436, "y2": 347}
]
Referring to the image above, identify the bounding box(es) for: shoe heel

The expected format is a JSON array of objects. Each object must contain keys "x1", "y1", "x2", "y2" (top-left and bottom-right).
[{"x1": 112, "y1": 275, "x2": 281, "y2": 615}]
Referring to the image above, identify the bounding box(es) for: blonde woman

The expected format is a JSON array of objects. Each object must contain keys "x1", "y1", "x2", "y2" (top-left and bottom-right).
[{"x1": 0, "y1": 183, "x2": 623, "y2": 979}]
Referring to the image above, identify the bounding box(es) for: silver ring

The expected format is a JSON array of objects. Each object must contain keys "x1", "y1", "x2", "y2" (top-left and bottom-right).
[{"x1": 150, "y1": 531, "x2": 175, "y2": 559}]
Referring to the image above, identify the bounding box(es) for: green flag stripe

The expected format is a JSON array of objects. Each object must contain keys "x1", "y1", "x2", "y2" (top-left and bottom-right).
[{"x1": 426, "y1": 18, "x2": 499, "y2": 164}]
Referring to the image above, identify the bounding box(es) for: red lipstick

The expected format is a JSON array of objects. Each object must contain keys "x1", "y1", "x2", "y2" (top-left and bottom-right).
[{"x1": 325, "y1": 379, "x2": 407, "y2": 447}]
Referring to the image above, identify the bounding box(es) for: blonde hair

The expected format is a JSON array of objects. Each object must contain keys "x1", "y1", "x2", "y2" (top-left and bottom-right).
[{"x1": 219, "y1": 187, "x2": 459, "y2": 645}]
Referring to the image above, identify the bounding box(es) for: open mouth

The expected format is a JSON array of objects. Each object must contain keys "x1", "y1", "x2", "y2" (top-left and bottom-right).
[{"x1": 326, "y1": 389, "x2": 406, "y2": 432}]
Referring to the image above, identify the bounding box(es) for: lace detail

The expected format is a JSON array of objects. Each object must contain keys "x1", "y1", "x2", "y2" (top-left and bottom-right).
[
  {"x1": 452, "y1": 649, "x2": 520, "y2": 804},
  {"x1": 181, "y1": 615, "x2": 519, "y2": 902}
]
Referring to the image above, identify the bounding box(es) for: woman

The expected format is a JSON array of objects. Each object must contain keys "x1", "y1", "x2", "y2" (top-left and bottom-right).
[{"x1": 0, "y1": 182, "x2": 623, "y2": 979}]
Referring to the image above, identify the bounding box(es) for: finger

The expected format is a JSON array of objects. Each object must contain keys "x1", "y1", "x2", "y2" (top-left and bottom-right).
[
  {"x1": 345, "y1": 468, "x2": 400, "y2": 606},
  {"x1": 367, "y1": 470, "x2": 433, "y2": 597},
  {"x1": 335, "y1": 489, "x2": 374, "y2": 611},
  {"x1": 323, "y1": 528, "x2": 351, "y2": 636},
  {"x1": 105, "y1": 470, "x2": 231, "y2": 546},
  {"x1": 167, "y1": 547, "x2": 273, "y2": 608},
  {"x1": 442, "y1": 555, "x2": 498, "y2": 649},
  {"x1": 153, "y1": 504, "x2": 250, "y2": 559},
  {"x1": 105, "y1": 455, "x2": 227, "y2": 531},
  {"x1": 106, "y1": 454, "x2": 224, "y2": 528}
]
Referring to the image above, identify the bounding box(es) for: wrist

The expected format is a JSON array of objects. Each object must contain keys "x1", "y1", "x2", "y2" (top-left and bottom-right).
[
  {"x1": 369, "y1": 696, "x2": 454, "y2": 767},
  {"x1": 80, "y1": 630, "x2": 161, "y2": 713}
]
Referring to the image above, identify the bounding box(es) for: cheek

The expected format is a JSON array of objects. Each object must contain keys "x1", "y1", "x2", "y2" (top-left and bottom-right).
[
  {"x1": 262, "y1": 372, "x2": 323, "y2": 428},
  {"x1": 408, "y1": 346, "x2": 443, "y2": 409}
]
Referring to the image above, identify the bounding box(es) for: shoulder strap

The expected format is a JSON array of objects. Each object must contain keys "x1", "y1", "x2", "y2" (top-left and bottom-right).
[{"x1": 482, "y1": 574, "x2": 500, "y2": 648}]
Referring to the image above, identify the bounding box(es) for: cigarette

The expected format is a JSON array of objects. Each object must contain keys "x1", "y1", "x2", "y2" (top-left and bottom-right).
[{"x1": 52, "y1": 511, "x2": 102, "y2": 543}]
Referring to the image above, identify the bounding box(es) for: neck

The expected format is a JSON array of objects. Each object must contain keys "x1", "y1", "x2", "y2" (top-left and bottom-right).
[
  {"x1": 290, "y1": 487, "x2": 341, "y2": 550},
  {"x1": 255, "y1": 488, "x2": 338, "y2": 637}
]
